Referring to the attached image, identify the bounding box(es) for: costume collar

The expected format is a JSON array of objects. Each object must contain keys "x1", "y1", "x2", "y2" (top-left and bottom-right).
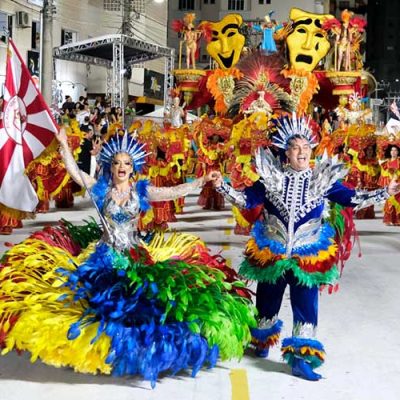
[{"x1": 285, "y1": 166, "x2": 312, "y2": 177}]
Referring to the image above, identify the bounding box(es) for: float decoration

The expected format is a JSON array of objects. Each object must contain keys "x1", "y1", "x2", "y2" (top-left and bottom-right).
[
  {"x1": 172, "y1": 13, "x2": 209, "y2": 105},
  {"x1": 200, "y1": 14, "x2": 245, "y2": 71},
  {"x1": 228, "y1": 52, "x2": 295, "y2": 117},
  {"x1": 279, "y1": 8, "x2": 334, "y2": 113},
  {"x1": 206, "y1": 68, "x2": 243, "y2": 115},
  {"x1": 323, "y1": 10, "x2": 367, "y2": 101}
]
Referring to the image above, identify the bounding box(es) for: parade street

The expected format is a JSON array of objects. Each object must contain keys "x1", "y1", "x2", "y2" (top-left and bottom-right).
[{"x1": 1, "y1": 192, "x2": 400, "y2": 400}]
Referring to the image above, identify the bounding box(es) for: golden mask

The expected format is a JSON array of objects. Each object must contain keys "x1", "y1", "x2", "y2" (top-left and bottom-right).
[
  {"x1": 286, "y1": 8, "x2": 334, "y2": 72},
  {"x1": 205, "y1": 14, "x2": 245, "y2": 70}
]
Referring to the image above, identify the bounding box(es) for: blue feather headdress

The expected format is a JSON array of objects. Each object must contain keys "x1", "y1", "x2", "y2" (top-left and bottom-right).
[
  {"x1": 99, "y1": 132, "x2": 149, "y2": 177},
  {"x1": 272, "y1": 112, "x2": 318, "y2": 150}
]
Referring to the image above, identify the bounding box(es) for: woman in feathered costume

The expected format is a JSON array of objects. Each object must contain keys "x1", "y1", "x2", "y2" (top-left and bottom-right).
[
  {"x1": 0, "y1": 127, "x2": 256, "y2": 387},
  {"x1": 211, "y1": 113, "x2": 400, "y2": 381}
]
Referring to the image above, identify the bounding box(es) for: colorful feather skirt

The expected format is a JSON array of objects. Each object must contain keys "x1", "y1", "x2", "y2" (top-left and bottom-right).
[
  {"x1": 239, "y1": 221, "x2": 340, "y2": 287},
  {"x1": 0, "y1": 221, "x2": 256, "y2": 387}
]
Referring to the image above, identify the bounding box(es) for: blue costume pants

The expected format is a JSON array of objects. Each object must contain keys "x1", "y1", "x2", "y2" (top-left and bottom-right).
[
  {"x1": 251, "y1": 270, "x2": 325, "y2": 368},
  {"x1": 256, "y1": 270, "x2": 318, "y2": 328}
]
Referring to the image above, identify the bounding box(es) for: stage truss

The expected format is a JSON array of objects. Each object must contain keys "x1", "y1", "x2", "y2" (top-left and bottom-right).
[{"x1": 53, "y1": 34, "x2": 175, "y2": 108}]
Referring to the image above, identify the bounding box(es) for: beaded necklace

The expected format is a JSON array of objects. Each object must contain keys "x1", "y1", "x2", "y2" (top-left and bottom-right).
[{"x1": 111, "y1": 187, "x2": 131, "y2": 199}]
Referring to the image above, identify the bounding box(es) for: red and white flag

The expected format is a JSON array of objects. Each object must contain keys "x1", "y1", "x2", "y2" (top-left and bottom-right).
[{"x1": 0, "y1": 39, "x2": 58, "y2": 212}]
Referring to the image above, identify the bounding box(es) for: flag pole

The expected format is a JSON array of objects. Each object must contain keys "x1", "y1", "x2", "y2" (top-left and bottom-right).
[{"x1": 77, "y1": 170, "x2": 113, "y2": 244}]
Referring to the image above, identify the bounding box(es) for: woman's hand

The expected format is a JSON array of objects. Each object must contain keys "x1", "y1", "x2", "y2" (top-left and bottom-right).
[
  {"x1": 205, "y1": 171, "x2": 223, "y2": 187},
  {"x1": 388, "y1": 178, "x2": 400, "y2": 196},
  {"x1": 55, "y1": 126, "x2": 69, "y2": 147},
  {"x1": 91, "y1": 136, "x2": 102, "y2": 156}
]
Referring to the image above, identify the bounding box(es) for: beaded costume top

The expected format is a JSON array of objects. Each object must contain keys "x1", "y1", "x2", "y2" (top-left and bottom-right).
[
  {"x1": 102, "y1": 185, "x2": 141, "y2": 251},
  {"x1": 218, "y1": 148, "x2": 389, "y2": 258}
]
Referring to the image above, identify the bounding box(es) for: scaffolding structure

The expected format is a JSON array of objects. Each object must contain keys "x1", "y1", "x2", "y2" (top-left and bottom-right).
[{"x1": 53, "y1": 34, "x2": 175, "y2": 108}]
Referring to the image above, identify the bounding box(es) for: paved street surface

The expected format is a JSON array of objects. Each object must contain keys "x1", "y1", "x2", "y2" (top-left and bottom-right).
[{"x1": 1, "y1": 193, "x2": 400, "y2": 400}]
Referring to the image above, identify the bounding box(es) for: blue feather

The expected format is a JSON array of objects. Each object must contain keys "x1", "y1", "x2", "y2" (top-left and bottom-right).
[
  {"x1": 67, "y1": 322, "x2": 82, "y2": 340},
  {"x1": 91, "y1": 176, "x2": 109, "y2": 210},
  {"x1": 282, "y1": 336, "x2": 325, "y2": 352},
  {"x1": 136, "y1": 179, "x2": 150, "y2": 212},
  {"x1": 251, "y1": 319, "x2": 283, "y2": 341},
  {"x1": 58, "y1": 240, "x2": 223, "y2": 386},
  {"x1": 252, "y1": 220, "x2": 336, "y2": 256}
]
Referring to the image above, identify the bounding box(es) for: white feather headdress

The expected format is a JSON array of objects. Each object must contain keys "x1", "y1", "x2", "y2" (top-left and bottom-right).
[{"x1": 273, "y1": 112, "x2": 318, "y2": 150}]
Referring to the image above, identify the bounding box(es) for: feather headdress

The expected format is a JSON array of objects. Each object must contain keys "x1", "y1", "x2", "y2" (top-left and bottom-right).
[
  {"x1": 99, "y1": 131, "x2": 149, "y2": 173},
  {"x1": 273, "y1": 112, "x2": 318, "y2": 150}
]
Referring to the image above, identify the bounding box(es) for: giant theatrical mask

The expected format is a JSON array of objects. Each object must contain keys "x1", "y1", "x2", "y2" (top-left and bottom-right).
[
  {"x1": 286, "y1": 8, "x2": 334, "y2": 72},
  {"x1": 206, "y1": 14, "x2": 245, "y2": 70}
]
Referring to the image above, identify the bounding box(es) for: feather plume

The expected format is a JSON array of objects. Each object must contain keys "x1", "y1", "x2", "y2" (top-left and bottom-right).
[
  {"x1": 349, "y1": 16, "x2": 367, "y2": 32},
  {"x1": 171, "y1": 19, "x2": 185, "y2": 33},
  {"x1": 228, "y1": 51, "x2": 295, "y2": 116}
]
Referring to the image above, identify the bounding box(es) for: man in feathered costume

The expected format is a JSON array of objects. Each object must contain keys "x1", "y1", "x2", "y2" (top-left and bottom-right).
[{"x1": 212, "y1": 113, "x2": 400, "y2": 381}]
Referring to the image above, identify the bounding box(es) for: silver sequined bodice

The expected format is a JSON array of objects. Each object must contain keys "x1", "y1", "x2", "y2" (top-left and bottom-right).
[
  {"x1": 102, "y1": 187, "x2": 141, "y2": 251},
  {"x1": 262, "y1": 167, "x2": 325, "y2": 256}
]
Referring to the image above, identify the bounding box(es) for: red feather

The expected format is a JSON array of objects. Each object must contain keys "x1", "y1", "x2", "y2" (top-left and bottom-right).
[
  {"x1": 236, "y1": 52, "x2": 290, "y2": 90},
  {"x1": 350, "y1": 16, "x2": 367, "y2": 31},
  {"x1": 199, "y1": 22, "x2": 213, "y2": 43},
  {"x1": 186, "y1": 71, "x2": 214, "y2": 110},
  {"x1": 196, "y1": 249, "x2": 254, "y2": 299},
  {"x1": 322, "y1": 18, "x2": 341, "y2": 31},
  {"x1": 31, "y1": 225, "x2": 81, "y2": 256},
  {"x1": 171, "y1": 19, "x2": 185, "y2": 33},
  {"x1": 335, "y1": 207, "x2": 360, "y2": 274}
]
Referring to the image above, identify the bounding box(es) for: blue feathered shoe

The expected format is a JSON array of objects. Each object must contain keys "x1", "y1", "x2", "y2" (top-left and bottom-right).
[
  {"x1": 292, "y1": 357, "x2": 322, "y2": 381},
  {"x1": 281, "y1": 337, "x2": 325, "y2": 381}
]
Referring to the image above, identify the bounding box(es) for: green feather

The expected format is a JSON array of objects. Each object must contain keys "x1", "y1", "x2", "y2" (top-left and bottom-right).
[
  {"x1": 239, "y1": 258, "x2": 339, "y2": 287},
  {"x1": 117, "y1": 254, "x2": 257, "y2": 360},
  {"x1": 62, "y1": 218, "x2": 102, "y2": 248}
]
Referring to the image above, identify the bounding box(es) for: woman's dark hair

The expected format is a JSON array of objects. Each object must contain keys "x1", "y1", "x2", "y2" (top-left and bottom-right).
[{"x1": 384, "y1": 144, "x2": 400, "y2": 159}]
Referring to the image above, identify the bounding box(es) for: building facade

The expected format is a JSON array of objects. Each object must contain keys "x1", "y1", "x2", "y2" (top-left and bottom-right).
[
  {"x1": 366, "y1": 0, "x2": 400, "y2": 87},
  {"x1": 0, "y1": 0, "x2": 168, "y2": 105}
]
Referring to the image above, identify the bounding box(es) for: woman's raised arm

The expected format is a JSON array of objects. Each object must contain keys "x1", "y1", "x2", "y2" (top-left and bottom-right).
[{"x1": 56, "y1": 126, "x2": 97, "y2": 188}]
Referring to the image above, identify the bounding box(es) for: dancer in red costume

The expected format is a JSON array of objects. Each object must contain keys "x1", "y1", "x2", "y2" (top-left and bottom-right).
[
  {"x1": 194, "y1": 117, "x2": 231, "y2": 211},
  {"x1": 378, "y1": 143, "x2": 400, "y2": 225},
  {"x1": 53, "y1": 117, "x2": 84, "y2": 208},
  {"x1": 347, "y1": 138, "x2": 380, "y2": 219}
]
